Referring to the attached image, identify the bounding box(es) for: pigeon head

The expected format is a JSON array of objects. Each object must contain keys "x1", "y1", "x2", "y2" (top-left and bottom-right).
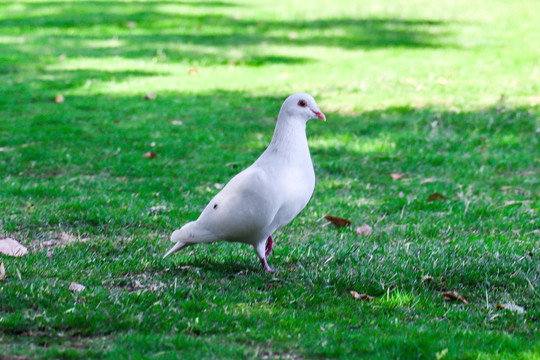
[{"x1": 280, "y1": 93, "x2": 326, "y2": 122}]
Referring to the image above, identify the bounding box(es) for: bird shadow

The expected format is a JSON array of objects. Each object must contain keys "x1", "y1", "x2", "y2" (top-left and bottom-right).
[{"x1": 161, "y1": 256, "x2": 267, "y2": 278}]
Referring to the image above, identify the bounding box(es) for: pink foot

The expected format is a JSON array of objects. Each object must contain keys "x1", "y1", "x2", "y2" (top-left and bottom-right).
[
  {"x1": 259, "y1": 257, "x2": 274, "y2": 273},
  {"x1": 265, "y1": 235, "x2": 274, "y2": 258}
]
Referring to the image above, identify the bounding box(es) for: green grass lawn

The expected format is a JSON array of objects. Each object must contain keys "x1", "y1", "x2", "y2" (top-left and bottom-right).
[{"x1": 1, "y1": 0, "x2": 539, "y2": 358}]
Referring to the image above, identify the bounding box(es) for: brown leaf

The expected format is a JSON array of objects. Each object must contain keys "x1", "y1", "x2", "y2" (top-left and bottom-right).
[
  {"x1": 144, "y1": 93, "x2": 156, "y2": 100},
  {"x1": 0, "y1": 262, "x2": 5, "y2": 281},
  {"x1": 355, "y1": 224, "x2": 373, "y2": 236},
  {"x1": 68, "y1": 282, "x2": 86, "y2": 292},
  {"x1": 0, "y1": 238, "x2": 28, "y2": 257},
  {"x1": 497, "y1": 303, "x2": 525, "y2": 314},
  {"x1": 350, "y1": 290, "x2": 376, "y2": 301},
  {"x1": 324, "y1": 215, "x2": 351, "y2": 228},
  {"x1": 441, "y1": 291, "x2": 469, "y2": 305},
  {"x1": 427, "y1": 193, "x2": 448, "y2": 202},
  {"x1": 143, "y1": 151, "x2": 157, "y2": 159},
  {"x1": 390, "y1": 173, "x2": 405, "y2": 180},
  {"x1": 188, "y1": 67, "x2": 198, "y2": 74},
  {"x1": 54, "y1": 94, "x2": 64, "y2": 103}
]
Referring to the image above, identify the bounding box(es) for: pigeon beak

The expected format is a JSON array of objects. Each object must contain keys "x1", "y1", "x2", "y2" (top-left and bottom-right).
[{"x1": 313, "y1": 110, "x2": 326, "y2": 121}]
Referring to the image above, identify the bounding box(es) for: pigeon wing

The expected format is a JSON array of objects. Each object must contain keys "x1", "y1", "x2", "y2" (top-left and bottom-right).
[{"x1": 195, "y1": 166, "x2": 279, "y2": 244}]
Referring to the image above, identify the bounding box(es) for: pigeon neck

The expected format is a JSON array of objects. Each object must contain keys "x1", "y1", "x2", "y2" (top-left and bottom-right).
[{"x1": 267, "y1": 115, "x2": 309, "y2": 156}]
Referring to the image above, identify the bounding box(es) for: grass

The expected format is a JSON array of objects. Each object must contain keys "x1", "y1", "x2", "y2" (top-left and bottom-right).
[{"x1": 0, "y1": 0, "x2": 539, "y2": 358}]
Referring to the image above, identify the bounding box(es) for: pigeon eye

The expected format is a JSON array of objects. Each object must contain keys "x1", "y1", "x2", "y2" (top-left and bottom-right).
[{"x1": 298, "y1": 100, "x2": 307, "y2": 107}]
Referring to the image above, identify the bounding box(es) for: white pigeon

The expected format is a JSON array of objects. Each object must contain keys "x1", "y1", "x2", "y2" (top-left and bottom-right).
[{"x1": 164, "y1": 93, "x2": 325, "y2": 272}]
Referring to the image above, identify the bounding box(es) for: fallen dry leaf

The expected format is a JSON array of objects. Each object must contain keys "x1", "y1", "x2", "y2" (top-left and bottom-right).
[
  {"x1": 350, "y1": 290, "x2": 376, "y2": 301},
  {"x1": 390, "y1": 173, "x2": 405, "y2": 180},
  {"x1": 54, "y1": 94, "x2": 64, "y2": 103},
  {"x1": 68, "y1": 282, "x2": 86, "y2": 292},
  {"x1": 427, "y1": 193, "x2": 448, "y2": 202},
  {"x1": 0, "y1": 238, "x2": 28, "y2": 257},
  {"x1": 497, "y1": 303, "x2": 525, "y2": 314},
  {"x1": 0, "y1": 262, "x2": 5, "y2": 281},
  {"x1": 188, "y1": 67, "x2": 198, "y2": 74},
  {"x1": 355, "y1": 224, "x2": 373, "y2": 236},
  {"x1": 144, "y1": 93, "x2": 156, "y2": 100},
  {"x1": 143, "y1": 151, "x2": 157, "y2": 159},
  {"x1": 441, "y1": 291, "x2": 469, "y2": 305},
  {"x1": 324, "y1": 215, "x2": 351, "y2": 228}
]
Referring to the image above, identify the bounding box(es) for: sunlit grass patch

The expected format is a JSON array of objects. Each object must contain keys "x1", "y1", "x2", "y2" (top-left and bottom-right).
[
  {"x1": 310, "y1": 133, "x2": 396, "y2": 154},
  {"x1": 377, "y1": 289, "x2": 417, "y2": 308}
]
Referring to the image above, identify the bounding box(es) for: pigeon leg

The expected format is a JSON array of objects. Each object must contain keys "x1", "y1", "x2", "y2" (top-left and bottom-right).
[
  {"x1": 265, "y1": 235, "x2": 274, "y2": 258},
  {"x1": 254, "y1": 241, "x2": 273, "y2": 272},
  {"x1": 259, "y1": 256, "x2": 274, "y2": 273}
]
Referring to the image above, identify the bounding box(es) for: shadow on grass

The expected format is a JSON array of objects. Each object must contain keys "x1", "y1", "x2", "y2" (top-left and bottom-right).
[
  {"x1": 0, "y1": 89, "x2": 537, "y2": 240},
  {"x1": 0, "y1": 0, "x2": 453, "y2": 69}
]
